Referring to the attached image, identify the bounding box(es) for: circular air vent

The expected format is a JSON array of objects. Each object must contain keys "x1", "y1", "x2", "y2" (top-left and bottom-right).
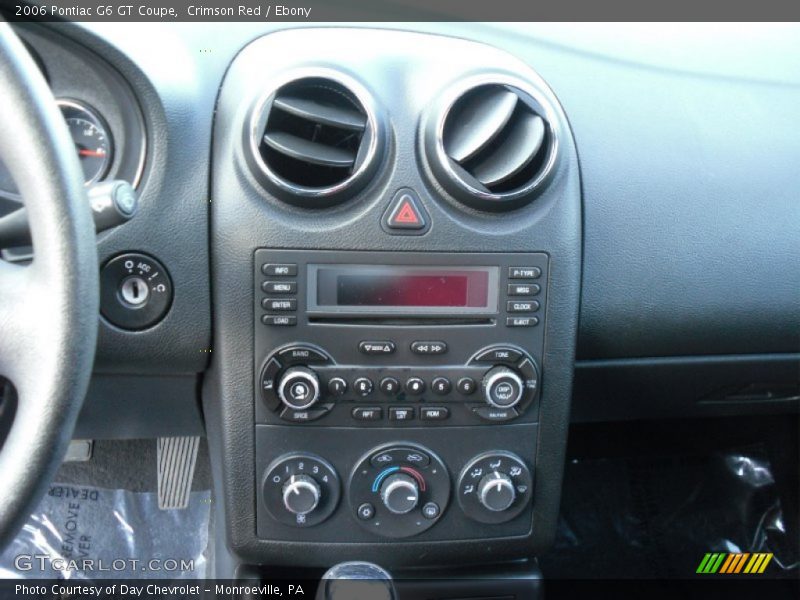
[
  {"x1": 427, "y1": 81, "x2": 557, "y2": 211},
  {"x1": 248, "y1": 72, "x2": 382, "y2": 207}
]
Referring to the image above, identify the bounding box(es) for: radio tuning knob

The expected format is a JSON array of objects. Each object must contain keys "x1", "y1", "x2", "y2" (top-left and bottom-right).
[
  {"x1": 477, "y1": 471, "x2": 516, "y2": 512},
  {"x1": 380, "y1": 473, "x2": 420, "y2": 515},
  {"x1": 482, "y1": 366, "x2": 524, "y2": 409},
  {"x1": 282, "y1": 474, "x2": 321, "y2": 515},
  {"x1": 277, "y1": 366, "x2": 321, "y2": 410}
]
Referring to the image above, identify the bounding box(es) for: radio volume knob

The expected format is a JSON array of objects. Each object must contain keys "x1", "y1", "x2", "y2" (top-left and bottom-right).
[
  {"x1": 277, "y1": 366, "x2": 321, "y2": 410},
  {"x1": 482, "y1": 366, "x2": 524, "y2": 409}
]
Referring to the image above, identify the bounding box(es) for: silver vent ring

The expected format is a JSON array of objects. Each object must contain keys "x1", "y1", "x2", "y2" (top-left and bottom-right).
[
  {"x1": 246, "y1": 67, "x2": 384, "y2": 207},
  {"x1": 424, "y1": 73, "x2": 560, "y2": 212}
]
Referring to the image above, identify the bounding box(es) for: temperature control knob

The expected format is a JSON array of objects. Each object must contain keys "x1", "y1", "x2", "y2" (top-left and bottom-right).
[
  {"x1": 482, "y1": 366, "x2": 524, "y2": 408},
  {"x1": 277, "y1": 366, "x2": 320, "y2": 410},
  {"x1": 282, "y1": 474, "x2": 321, "y2": 516},
  {"x1": 478, "y1": 471, "x2": 516, "y2": 512},
  {"x1": 380, "y1": 473, "x2": 419, "y2": 515}
]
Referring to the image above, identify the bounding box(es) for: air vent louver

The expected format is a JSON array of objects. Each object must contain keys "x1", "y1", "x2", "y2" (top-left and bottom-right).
[
  {"x1": 433, "y1": 83, "x2": 556, "y2": 211},
  {"x1": 250, "y1": 75, "x2": 380, "y2": 206}
]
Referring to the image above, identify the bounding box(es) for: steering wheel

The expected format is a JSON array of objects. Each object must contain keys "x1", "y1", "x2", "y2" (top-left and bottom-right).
[{"x1": 0, "y1": 23, "x2": 99, "y2": 549}]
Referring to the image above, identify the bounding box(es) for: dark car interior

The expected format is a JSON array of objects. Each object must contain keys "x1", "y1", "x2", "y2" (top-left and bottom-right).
[{"x1": 0, "y1": 18, "x2": 798, "y2": 598}]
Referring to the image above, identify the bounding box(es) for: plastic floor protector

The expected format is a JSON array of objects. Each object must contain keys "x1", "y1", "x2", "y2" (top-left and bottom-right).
[
  {"x1": 0, "y1": 483, "x2": 210, "y2": 579},
  {"x1": 540, "y1": 443, "x2": 798, "y2": 579}
]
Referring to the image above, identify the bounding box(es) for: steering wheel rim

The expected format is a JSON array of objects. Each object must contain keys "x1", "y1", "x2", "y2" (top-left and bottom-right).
[{"x1": 0, "y1": 22, "x2": 98, "y2": 549}]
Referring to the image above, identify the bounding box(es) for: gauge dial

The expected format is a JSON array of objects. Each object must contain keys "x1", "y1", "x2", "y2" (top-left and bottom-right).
[{"x1": 59, "y1": 101, "x2": 113, "y2": 184}]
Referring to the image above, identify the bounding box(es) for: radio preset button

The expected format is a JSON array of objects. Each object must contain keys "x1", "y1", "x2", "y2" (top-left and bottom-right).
[
  {"x1": 456, "y1": 377, "x2": 477, "y2": 395},
  {"x1": 262, "y1": 281, "x2": 297, "y2": 294},
  {"x1": 474, "y1": 348, "x2": 523, "y2": 363},
  {"x1": 508, "y1": 283, "x2": 540, "y2": 296},
  {"x1": 262, "y1": 314, "x2": 297, "y2": 326},
  {"x1": 327, "y1": 377, "x2": 347, "y2": 396},
  {"x1": 353, "y1": 377, "x2": 374, "y2": 396},
  {"x1": 352, "y1": 407, "x2": 382, "y2": 421},
  {"x1": 276, "y1": 346, "x2": 329, "y2": 363},
  {"x1": 507, "y1": 300, "x2": 539, "y2": 313},
  {"x1": 420, "y1": 406, "x2": 449, "y2": 421},
  {"x1": 509, "y1": 266, "x2": 541, "y2": 279},
  {"x1": 389, "y1": 407, "x2": 415, "y2": 421},
  {"x1": 405, "y1": 377, "x2": 425, "y2": 395},
  {"x1": 358, "y1": 341, "x2": 396, "y2": 355},
  {"x1": 410, "y1": 341, "x2": 448, "y2": 355},
  {"x1": 379, "y1": 376, "x2": 400, "y2": 395},
  {"x1": 506, "y1": 316, "x2": 538, "y2": 327},
  {"x1": 262, "y1": 263, "x2": 297, "y2": 277},
  {"x1": 431, "y1": 377, "x2": 452, "y2": 395}
]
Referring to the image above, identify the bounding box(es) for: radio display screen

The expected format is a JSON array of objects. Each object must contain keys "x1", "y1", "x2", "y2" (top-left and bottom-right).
[{"x1": 310, "y1": 265, "x2": 498, "y2": 312}]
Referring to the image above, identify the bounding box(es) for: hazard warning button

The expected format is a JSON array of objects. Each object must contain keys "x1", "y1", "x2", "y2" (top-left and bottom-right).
[{"x1": 382, "y1": 189, "x2": 430, "y2": 234}]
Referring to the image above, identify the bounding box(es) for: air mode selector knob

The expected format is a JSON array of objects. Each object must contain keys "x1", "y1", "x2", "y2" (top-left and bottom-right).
[
  {"x1": 281, "y1": 474, "x2": 321, "y2": 515},
  {"x1": 482, "y1": 366, "x2": 524, "y2": 409},
  {"x1": 380, "y1": 473, "x2": 420, "y2": 515},
  {"x1": 478, "y1": 472, "x2": 516, "y2": 512},
  {"x1": 277, "y1": 366, "x2": 321, "y2": 410}
]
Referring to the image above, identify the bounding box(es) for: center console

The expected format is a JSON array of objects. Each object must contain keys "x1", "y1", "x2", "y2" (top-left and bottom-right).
[
  {"x1": 207, "y1": 28, "x2": 582, "y2": 569},
  {"x1": 254, "y1": 250, "x2": 546, "y2": 542}
]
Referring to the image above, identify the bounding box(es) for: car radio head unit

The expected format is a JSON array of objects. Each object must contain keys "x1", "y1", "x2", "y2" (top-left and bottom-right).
[{"x1": 308, "y1": 264, "x2": 499, "y2": 315}]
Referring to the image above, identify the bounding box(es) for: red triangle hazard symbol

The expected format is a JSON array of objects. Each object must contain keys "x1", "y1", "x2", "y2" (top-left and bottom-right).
[
  {"x1": 395, "y1": 200, "x2": 420, "y2": 224},
  {"x1": 387, "y1": 192, "x2": 426, "y2": 230}
]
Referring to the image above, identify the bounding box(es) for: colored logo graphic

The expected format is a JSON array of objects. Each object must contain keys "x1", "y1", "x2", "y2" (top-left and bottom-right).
[{"x1": 696, "y1": 553, "x2": 773, "y2": 574}]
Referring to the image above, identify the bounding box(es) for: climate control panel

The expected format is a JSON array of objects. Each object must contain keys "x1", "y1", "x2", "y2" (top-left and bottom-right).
[
  {"x1": 258, "y1": 343, "x2": 539, "y2": 426},
  {"x1": 256, "y1": 435, "x2": 535, "y2": 541}
]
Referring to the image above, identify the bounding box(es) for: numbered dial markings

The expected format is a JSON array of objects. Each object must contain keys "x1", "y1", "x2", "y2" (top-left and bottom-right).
[{"x1": 263, "y1": 453, "x2": 340, "y2": 527}]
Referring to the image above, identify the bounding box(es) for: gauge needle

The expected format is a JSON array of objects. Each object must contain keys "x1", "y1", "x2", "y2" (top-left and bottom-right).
[{"x1": 78, "y1": 149, "x2": 106, "y2": 157}]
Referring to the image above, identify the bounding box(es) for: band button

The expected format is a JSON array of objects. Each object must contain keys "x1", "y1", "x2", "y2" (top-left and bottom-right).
[
  {"x1": 276, "y1": 345, "x2": 329, "y2": 363},
  {"x1": 410, "y1": 341, "x2": 448, "y2": 355}
]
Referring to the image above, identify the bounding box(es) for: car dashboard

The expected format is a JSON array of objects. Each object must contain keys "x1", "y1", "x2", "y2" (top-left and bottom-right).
[{"x1": 2, "y1": 21, "x2": 798, "y2": 578}]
